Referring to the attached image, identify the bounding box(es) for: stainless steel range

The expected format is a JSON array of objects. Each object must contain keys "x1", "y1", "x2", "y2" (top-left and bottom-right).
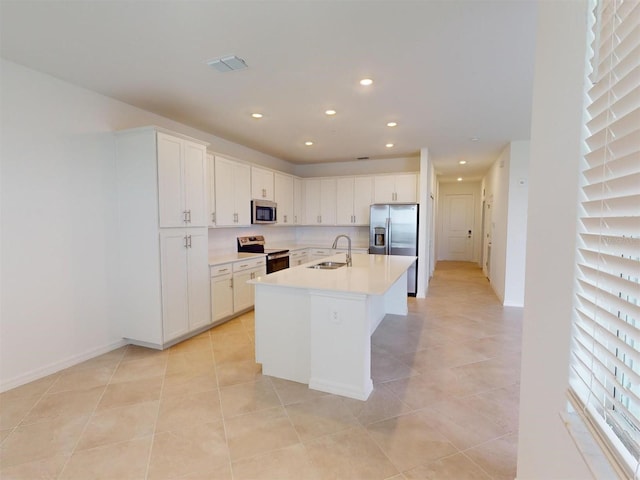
[{"x1": 237, "y1": 236, "x2": 289, "y2": 273}]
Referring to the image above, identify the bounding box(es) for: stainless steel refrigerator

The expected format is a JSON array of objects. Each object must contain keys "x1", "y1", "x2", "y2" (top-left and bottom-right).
[{"x1": 369, "y1": 203, "x2": 419, "y2": 296}]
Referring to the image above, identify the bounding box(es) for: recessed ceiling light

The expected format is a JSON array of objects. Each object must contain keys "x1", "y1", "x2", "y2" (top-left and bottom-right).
[
  {"x1": 251, "y1": 113, "x2": 263, "y2": 119},
  {"x1": 459, "y1": 160, "x2": 467, "y2": 165},
  {"x1": 325, "y1": 109, "x2": 337, "y2": 116},
  {"x1": 387, "y1": 122, "x2": 398, "y2": 127},
  {"x1": 470, "y1": 137, "x2": 479, "y2": 142},
  {"x1": 304, "y1": 141, "x2": 313, "y2": 146},
  {"x1": 360, "y1": 78, "x2": 373, "y2": 86},
  {"x1": 457, "y1": 177, "x2": 463, "y2": 182},
  {"x1": 385, "y1": 143, "x2": 394, "y2": 148}
]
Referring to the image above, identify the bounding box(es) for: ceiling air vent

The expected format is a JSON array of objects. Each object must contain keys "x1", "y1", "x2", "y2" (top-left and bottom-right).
[{"x1": 207, "y1": 55, "x2": 248, "y2": 73}]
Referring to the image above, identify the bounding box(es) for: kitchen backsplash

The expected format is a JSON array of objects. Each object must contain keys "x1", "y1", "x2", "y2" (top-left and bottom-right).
[
  {"x1": 207, "y1": 225, "x2": 369, "y2": 254},
  {"x1": 294, "y1": 226, "x2": 369, "y2": 248}
]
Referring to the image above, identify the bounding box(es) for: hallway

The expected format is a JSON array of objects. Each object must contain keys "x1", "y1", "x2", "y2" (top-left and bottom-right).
[{"x1": 0, "y1": 261, "x2": 522, "y2": 479}]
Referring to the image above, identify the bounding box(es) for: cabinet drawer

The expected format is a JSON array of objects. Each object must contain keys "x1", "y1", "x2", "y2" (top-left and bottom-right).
[
  {"x1": 233, "y1": 257, "x2": 266, "y2": 272},
  {"x1": 309, "y1": 249, "x2": 331, "y2": 256},
  {"x1": 210, "y1": 263, "x2": 233, "y2": 277}
]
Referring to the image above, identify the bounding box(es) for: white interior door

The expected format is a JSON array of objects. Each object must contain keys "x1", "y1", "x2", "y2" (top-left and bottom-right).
[{"x1": 442, "y1": 194, "x2": 474, "y2": 261}]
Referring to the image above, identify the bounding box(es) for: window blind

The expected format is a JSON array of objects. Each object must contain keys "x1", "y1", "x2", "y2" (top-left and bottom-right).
[{"x1": 569, "y1": 0, "x2": 640, "y2": 477}]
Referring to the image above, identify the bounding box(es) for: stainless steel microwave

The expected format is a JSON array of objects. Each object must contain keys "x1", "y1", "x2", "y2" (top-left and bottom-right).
[{"x1": 251, "y1": 200, "x2": 277, "y2": 224}]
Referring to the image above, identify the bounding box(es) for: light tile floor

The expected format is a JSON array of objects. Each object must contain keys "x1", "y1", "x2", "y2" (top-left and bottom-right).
[{"x1": 0, "y1": 261, "x2": 522, "y2": 479}]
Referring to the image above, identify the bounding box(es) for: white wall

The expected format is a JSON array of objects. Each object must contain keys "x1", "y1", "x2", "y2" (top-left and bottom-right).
[
  {"x1": 436, "y1": 181, "x2": 483, "y2": 264},
  {"x1": 516, "y1": 1, "x2": 593, "y2": 478},
  {"x1": 416, "y1": 148, "x2": 432, "y2": 298},
  {"x1": 503, "y1": 140, "x2": 529, "y2": 307},
  {"x1": 481, "y1": 141, "x2": 529, "y2": 306},
  {"x1": 0, "y1": 59, "x2": 292, "y2": 390},
  {"x1": 482, "y1": 146, "x2": 510, "y2": 302}
]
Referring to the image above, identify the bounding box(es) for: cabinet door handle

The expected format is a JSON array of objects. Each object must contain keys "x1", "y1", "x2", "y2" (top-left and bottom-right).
[
  {"x1": 183, "y1": 210, "x2": 188, "y2": 223},
  {"x1": 187, "y1": 210, "x2": 192, "y2": 223},
  {"x1": 184, "y1": 235, "x2": 188, "y2": 248},
  {"x1": 284, "y1": 215, "x2": 287, "y2": 223},
  {"x1": 294, "y1": 215, "x2": 297, "y2": 223},
  {"x1": 187, "y1": 235, "x2": 192, "y2": 248},
  {"x1": 230, "y1": 278, "x2": 233, "y2": 288},
  {"x1": 211, "y1": 212, "x2": 216, "y2": 223}
]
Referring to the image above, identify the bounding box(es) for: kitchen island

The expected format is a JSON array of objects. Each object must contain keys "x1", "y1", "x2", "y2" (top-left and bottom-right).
[{"x1": 249, "y1": 253, "x2": 416, "y2": 400}]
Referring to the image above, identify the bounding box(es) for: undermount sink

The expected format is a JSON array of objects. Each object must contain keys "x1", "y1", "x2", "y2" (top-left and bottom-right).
[{"x1": 307, "y1": 261, "x2": 347, "y2": 270}]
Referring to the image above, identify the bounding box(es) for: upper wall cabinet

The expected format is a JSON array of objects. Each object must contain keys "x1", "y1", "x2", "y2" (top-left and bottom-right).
[
  {"x1": 293, "y1": 177, "x2": 303, "y2": 225},
  {"x1": 214, "y1": 156, "x2": 251, "y2": 226},
  {"x1": 304, "y1": 178, "x2": 336, "y2": 225},
  {"x1": 373, "y1": 173, "x2": 418, "y2": 203},
  {"x1": 251, "y1": 166, "x2": 274, "y2": 201},
  {"x1": 157, "y1": 131, "x2": 208, "y2": 227},
  {"x1": 336, "y1": 176, "x2": 373, "y2": 225},
  {"x1": 274, "y1": 172, "x2": 294, "y2": 225},
  {"x1": 207, "y1": 153, "x2": 216, "y2": 227}
]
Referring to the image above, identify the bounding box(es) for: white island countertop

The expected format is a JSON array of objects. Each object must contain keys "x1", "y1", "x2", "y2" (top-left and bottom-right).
[{"x1": 249, "y1": 253, "x2": 416, "y2": 296}]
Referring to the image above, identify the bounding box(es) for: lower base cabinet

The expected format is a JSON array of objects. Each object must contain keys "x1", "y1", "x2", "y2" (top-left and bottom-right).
[
  {"x1": 233, "y1": 257, "x2": 267, "y2": 313},
  {"x1": 160, "y1": 229, "x2": 211, "y2": 343},
  {"x1": 308, "y1": 248, "x2": 333, "y2": 261},
  {"x1": 210, "y1": 264, "x2": 234, "y2": 322},
  {"x1": 290, "y1": 249, "x2": 309, "y2": 266},
  {"x1": 210, "y1": 256, "x2": 266, "y2": 324}
]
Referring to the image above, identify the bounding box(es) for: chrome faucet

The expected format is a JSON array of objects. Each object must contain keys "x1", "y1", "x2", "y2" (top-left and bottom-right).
[{"x1": 331, "y1": 234, "x2": 352, "y2": 267}]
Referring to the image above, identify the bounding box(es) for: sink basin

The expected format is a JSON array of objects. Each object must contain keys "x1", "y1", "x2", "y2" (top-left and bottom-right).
[{"x1": 307, "y1": 261, "x2": 347, "y2": 270}]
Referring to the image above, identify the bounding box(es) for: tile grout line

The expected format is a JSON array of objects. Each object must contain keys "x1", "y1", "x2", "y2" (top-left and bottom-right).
[
  {"x1": 141, "y1": 344, "x2": 170, "y2": 480},
  {"x1": 210, "y1": 328, "x2": 236, "y2": 480},
  {"x1": 56, "y1": 345, "x2": 129, "y2": 480}
]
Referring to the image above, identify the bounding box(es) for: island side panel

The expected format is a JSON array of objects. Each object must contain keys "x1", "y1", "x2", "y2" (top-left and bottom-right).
[
  {"x1": 254, "y1": 284, "x2": 310, "y2": 384},
  {"x1": 383, "y1": 272, "x2": 409, "y2": 316},
  {"x1": 308, "y1": 291, "x2": 373, "y2": 401}
]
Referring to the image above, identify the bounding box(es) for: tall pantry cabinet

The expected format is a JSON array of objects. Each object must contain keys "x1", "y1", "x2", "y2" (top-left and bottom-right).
[{"x1": 115, "y1": 127, "x2": 211, "y2": 349}]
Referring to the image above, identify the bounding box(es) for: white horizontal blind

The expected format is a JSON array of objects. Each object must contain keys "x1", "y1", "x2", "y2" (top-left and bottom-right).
[{"x1": 570, "y1": 0, "x2": 640, "y2": 477}]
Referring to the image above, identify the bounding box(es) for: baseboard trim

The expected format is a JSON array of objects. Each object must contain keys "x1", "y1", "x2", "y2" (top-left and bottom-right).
[
  {"x1": 0, "y1": 339, "x2": 128, "y2": 393},
  {"x1": 309, "y1": 377, "x2": 373, "y2": 401}
]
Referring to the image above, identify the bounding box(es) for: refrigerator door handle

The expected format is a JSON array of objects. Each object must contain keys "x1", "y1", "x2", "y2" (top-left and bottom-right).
[{"x1": 386, "y1": 217, "x2": 391, "y2": 255}]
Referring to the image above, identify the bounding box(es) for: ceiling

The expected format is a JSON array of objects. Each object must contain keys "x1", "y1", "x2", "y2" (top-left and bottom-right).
[{"x1": 0, "y1": 1, "x2": 537, "y2": 181}]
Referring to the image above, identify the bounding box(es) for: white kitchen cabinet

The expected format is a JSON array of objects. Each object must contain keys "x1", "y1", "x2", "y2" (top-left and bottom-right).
[
  {"x1": 214, "y1": 156, "x2": 251, "y2": 226},
  {"x1": 304, "y1": 178, "x2": 336, "y2": 225},
  {"x1": 290, "y1": 249, "x2": 309, "y2": 266},
  {"x1": 251, "y1": 166, "x2": 274, "y2": 201},
  {"x1": 157, "y1": 131, "x2": 207, "y2": 227},
  {"x1": 308, "y1": 248, "x2": 333, "y2": 261},
  {"x1": 336, "y1": 176, "x2": 373, "y2": 225},
  {"x1": 233, "y1": 257, "x2": 267, "y2": 312},
  {"x1": 115, "y1": 127, "x2": 212, "y2": 349},
  {"x1": 210, "y1": 263, "x2": 234, "y2": 323},
  {"x1": 207, "y1": 153, "x2": 216, "y2": 226},
  {"x1": 274, "y1": 172, "x2": 294, "y2": 225},
  {"x1": 373, "y1": 173, "x2": 418, "y2": 203},
  {"x1": 160, "y1": 229, "x2": 211, "y2": 342},
  {"x1": 293, "y1": 177, "x2": 303, "y2": 225}
]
